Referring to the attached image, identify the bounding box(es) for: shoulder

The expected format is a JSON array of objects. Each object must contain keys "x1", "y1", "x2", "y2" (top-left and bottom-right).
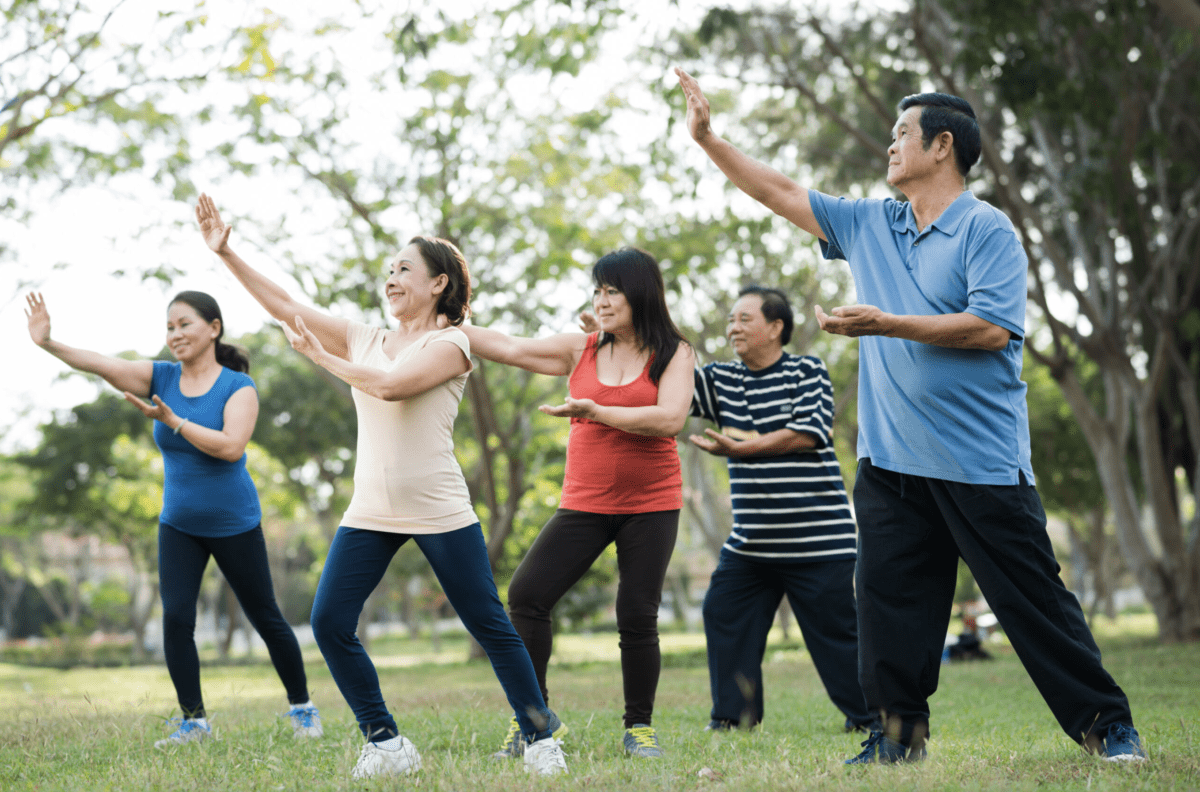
[
  {"x1": 152, "y1": 359, "x2": 180, "y2": 385},
  {"x1": 791, "y1": 353, "x2": 829, "y2": 373},
  {"x1": 221, "y1": 367, "x2": 257, "y2": 391},
  {"x1": 345, "y1": 319, "x2": 383, "y2": 352},
  {"x1": 428, "y1": 326, "x2": 470, "y2": 352},
  {"x1": 959, "y1": 195, "x2": 1020, "y2": 238}
]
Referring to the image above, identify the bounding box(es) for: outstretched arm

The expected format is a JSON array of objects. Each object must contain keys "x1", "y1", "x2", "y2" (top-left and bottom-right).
[
  {"x1": 196, "y1": 193, "x2": 350, "y2": 360},
  {"x1": 459, "y1": 323, "x2": 587, "y2": 377},
  {"x1": 815, "y1": 305, "x2": 1013, "y2": 351},
  {"x1": 675, "y1": 68, "x2": 826, "y2": 241},
  {"x1": 539, "y1": 342, "x2": 696, "y2": 436},
  {"x1": 25, "y1": 292, "x2": 154, "y2": 396},
  {"x1": 690, "y1": 427, "x2": 819, "y2": 458}
]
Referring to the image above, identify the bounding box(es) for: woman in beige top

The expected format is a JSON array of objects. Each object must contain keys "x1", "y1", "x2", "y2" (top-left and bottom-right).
[{"x1": 195, "y1": 194, "x2": 567, "y2": 780}]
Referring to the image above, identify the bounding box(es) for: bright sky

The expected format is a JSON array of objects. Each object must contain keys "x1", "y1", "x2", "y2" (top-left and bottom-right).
[{"x1": 1, "y1": 0, "x2": 907, "y2": 454}]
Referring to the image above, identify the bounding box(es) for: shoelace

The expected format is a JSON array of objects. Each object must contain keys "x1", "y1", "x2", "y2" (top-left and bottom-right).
[
  {"x1": 499, "y1": 717, "x2": 521, "y2": 750},
  {"x1": 1105, "y1": 724, "x2": 1140, "y2": 749},
  {"x1": 628, "y1": 726, "x2": 658, "y2": 747},
  {"x1": 287, "y1": 707, "x2": 318, "y2": 728},
  {"x1": 856, "y1": 731, "x2": 886, "y2": 755}
]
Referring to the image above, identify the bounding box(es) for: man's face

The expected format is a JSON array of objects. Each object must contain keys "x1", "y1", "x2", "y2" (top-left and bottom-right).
[
  {"x1": 886, "y1": 106, "x2": 935, "y2": 189},
  {"x1": 726, "y1": 294, "x2": 780, "y2": 359}
]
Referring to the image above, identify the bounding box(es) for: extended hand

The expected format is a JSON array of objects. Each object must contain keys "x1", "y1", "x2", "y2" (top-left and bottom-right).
[
  {"x1": 281, "y1": 315, "x2": 326, "y2": 361},
  {"x1": 577, "y1": 310, "x2": 599, "y2": 334},
  {"x1": 815, "y1": 304, "x2": 893, "y2": 338},
  {"x1": 675, "y1": 67, "x2": 712, "y2": 143},
  {"x1": 195, "y1": 193, "x2": 233, "y2": 253},
  {"x1": 124, "y1": 392, "x2": 180, "y2": 427},
  {"x1": 24, "y1": 292, "x2": 51, "y2": 346},
  {"x1": 539, "y1": 397, "x2": 598, "y2": 420},
  {"x1": 689, "y1": 427, "x2": 743, "y2": 457}
]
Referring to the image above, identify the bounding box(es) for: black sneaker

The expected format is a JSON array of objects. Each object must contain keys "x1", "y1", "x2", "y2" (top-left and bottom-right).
[
  {"x1": 844, "y1": 730, "x2": 927, "y2": 764},
  {"x1": 1097, "y1": 723, "x2": 1147, "y2": 762}
]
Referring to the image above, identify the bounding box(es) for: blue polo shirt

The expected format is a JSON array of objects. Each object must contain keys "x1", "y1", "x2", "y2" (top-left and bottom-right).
[{"x1": 808, "y1": 189, "x2": 1034, "y2": 486}]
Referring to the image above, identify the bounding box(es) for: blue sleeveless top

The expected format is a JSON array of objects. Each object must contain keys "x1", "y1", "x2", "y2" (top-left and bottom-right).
[{"x1": 150, "y1": 361, "x2": 261, "y2": 537}]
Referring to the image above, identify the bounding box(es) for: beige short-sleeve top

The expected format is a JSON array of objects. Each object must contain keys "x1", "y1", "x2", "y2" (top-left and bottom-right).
[{"x1": 339, "y1": 321, "x2": 479, "y2": 534}]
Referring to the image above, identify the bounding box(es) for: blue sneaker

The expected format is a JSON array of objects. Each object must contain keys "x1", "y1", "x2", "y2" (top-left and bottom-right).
[
  {"x1": 623, "y1": 724, "x2": 663, "y2": 758},
  {"x1": 844, "y1": 730, "x2": 926, "y2": 764},
  {"x1": 492, "y1": 710, "x2": 568, "y2": 759},
  {"x1": 154, "y1": 717, "x2": 211, "y2": 748},
  {"x1": 286, "y1": 704, "x2": 324, "y2": 739},
  {"x1": 1098, "y1": 723, "x2": 1147, "y2": 762}
]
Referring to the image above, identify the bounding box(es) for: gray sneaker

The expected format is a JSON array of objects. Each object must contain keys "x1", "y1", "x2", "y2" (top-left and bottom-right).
[
  {"x1": 623, "y1": 724, "x2": 663, "y2": 758},
  {"x1": 492, "y1": 710, "x2": 568, "y2": 759}
]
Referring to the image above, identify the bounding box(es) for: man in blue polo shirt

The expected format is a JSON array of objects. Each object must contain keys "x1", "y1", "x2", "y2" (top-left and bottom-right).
[{"x1": 674, "y1": 67, "x2": 1145, "y2": 764}]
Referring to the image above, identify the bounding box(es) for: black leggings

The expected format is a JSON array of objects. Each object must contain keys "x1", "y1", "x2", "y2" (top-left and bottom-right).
[
  {"x1": 159, "y1": 523, "x2": 309, "y2": 718},
  {"x1": 507, "y1": 508, "x2": 679, "y2": 728}
]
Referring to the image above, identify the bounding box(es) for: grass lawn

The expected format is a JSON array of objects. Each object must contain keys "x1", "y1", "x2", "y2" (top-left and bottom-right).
[{"x1": 0, "y1": 614, "x2": 1196, "y2": 790}]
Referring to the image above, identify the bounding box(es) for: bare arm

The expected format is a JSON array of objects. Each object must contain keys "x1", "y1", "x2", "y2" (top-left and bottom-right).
[
  {"x1": 690, "y1": 426, "x2": 820, "y2": 458},
  {"x1": 540, "y1": 342, "x2": 696, "y2": 437},
  {"x1": 459, "y1": 323, "x2": 586, "y2": 377},
  {"x1": 815, "y1": 304, "x2": 1014, "y2": 351},
  {"x1": 283, "y1": 317, "x2": 470, "y2": 401},
  {"x1": 124, "y1": 386, "x2": 258, "y2": 462},
  {"x1": 26, "y1": 292, "x2": 154, "y2": 396},
  {"x1": 196, "y1": 193, "x2": 350, "y2": 360},
  {"x1": 676, "y1": 68, "x2": 826, "y2": 241}
]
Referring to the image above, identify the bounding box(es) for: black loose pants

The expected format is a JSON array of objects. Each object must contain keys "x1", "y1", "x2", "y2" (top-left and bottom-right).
[{"x1": 852, "y1": 459, "x2": 1133, "y2": 744}]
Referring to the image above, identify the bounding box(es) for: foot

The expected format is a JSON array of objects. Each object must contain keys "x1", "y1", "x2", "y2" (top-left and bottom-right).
[
  {"x1": 492, "y1": 710, "x2": 568, "y2": 759},
  {"x1": 154, "y1": 717, "x2": 211, "y2": 748},
  {"x1": 1096, "y1": 723, "x2": 1147, "y2": 762},
  {"x1": 523, "y1": 736, "x2": 568, "y2": 775},
  {"x1": 623, "y1": 724, "x2": 663, "y2": 758},
  {"x1": 704, "y1": 719, "x2": 737, "y2": 732},
  {"x1": 286, "y1": 704, "x2": 324, "y2": 739},
  {"x1": 351, "y1": 736, "x2": 422, "y2": 778},
  {"x1": 844, "y1": 730, "x2": 926, "y2": 764}
]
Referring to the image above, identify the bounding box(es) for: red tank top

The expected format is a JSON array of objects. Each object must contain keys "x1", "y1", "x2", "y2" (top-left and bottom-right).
[{"x1": 559, "y1": 334, "x2": 682, "y2": 513}]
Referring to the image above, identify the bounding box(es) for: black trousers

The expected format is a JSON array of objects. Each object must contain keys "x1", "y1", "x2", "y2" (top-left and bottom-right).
[
  {"x1": 159, "y1": 523, "x2": 309, "y2": 718},
  {"x1": 853, "y1": 459, "x2": 1133, "y2": 744},
  {"x1": 507, "y1": 508, "x2": 679, "y2": 728},
  {"x1": 702, "y1": 552, "x2": 873, "y2": 729}
]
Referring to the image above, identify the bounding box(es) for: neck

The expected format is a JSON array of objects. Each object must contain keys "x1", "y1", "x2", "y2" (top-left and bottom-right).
[
  {"x1": 902, "y1": 175, "x2": 966, "y2": 232},
  {"x1": 393, "y1": 306, "x2": 440, "y2": 335},
  {"x1": 740, "y1": 346, "x2": 783, "y2": 372},
  {"x1": 605, "y1": 327, "x2": 640, "y2": 349},
  {"x1": 181, "y1": 349, "x2": 221, "y2": 377}
]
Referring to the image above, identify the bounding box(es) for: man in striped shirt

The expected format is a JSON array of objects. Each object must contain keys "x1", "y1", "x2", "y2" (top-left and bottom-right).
[{"x1": 691, "y1": 285, "x2": 874, "y2": 733}]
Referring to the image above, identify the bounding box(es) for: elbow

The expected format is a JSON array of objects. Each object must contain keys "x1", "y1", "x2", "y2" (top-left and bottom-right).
[
  {"x1": 983, "y1": 328, "x2": 1014, "y2": 351},
  {"x1": 658, "y1": 415, "x2": 689, "y2": 437},
  {"x1": 218, "y1": 447, "x2": 247, "y2": 463}
]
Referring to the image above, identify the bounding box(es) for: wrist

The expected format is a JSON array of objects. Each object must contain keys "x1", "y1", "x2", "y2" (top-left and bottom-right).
[{"x1": 173, "y1": 418, "x2": 189, "y2": 434}]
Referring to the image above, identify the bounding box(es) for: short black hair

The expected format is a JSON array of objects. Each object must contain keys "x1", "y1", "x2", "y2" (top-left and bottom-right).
[
  {"x1": 737, "y1": 285, "x2": 793, "y2": 346},
  {"x1": 897, "y1": 93, "x2": 981, "y2": 178}
]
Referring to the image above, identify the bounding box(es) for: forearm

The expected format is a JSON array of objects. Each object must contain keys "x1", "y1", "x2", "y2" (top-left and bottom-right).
[
  {"x1": 309, "y1": 350, "x2": 433, "y2": 401},
  {"x1": 460, "y1": 324, "x2": 516, "y2": 364},
  {"x1": 173, "y1": 420, "x2": 249, "y2": 462},
  {"x1": 591, "y1": 404, "x2": 687, "y2": 437},
  {"x1": 727, "y1": 428, "x2": 819, "y2": 458},
  {"x1": 216, "y1": 247, "x2": 301, "y2": 323},
  {"x1": 38, "y1": 340, "x2": 150, "y2": 395},
  {"x1": 888, "y1": 313, "x2": 1012, "y2": 350}
]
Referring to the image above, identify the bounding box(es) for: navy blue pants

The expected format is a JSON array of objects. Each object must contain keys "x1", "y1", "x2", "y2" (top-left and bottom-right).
[
  {"x1": 702, "y1": 552, "x2": 873, "y2": 729},
  {"x1": 853, "y1": 459, "x2": 1134, "y2": 744},
  {"x1": 311, "y1": 523, "x2": 552, "y2": 743},
  {"x1": 159, "y1": 523, "x2": 309, "y2": 718}
]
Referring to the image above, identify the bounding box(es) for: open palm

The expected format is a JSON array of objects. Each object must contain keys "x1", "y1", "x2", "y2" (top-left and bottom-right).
[
  {"x1": 25, "y1": 292, "x2": 51, "y2": 346},
  {"x1": 195, "y1": 193, "x2": 232, "y2": 253}
]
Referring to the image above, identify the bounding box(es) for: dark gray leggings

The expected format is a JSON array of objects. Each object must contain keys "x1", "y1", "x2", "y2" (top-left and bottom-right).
[
  {"x1": 507, "y1": 508, "x2": 679, "y2": 728},
  {"x1": 159, "y1": 523, "x2": 309, "y2": 718}
]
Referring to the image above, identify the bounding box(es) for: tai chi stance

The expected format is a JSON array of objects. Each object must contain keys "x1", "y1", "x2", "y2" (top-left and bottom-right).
[
  {"x1": 692, "y1": 286, "x2": 873, "y2": 734},
  {"x1": 462, "y1": 248, "x2": 694, "y2": 758},
  {"x1": 26, "y1": 290, "x2": 321, "y2": 747},
  {"x1": 677, "y1": 68, "x2": 1145, "y2": 763},
  {"x1": 196, "y1": 194, "x2": 566, "y2": 778}
]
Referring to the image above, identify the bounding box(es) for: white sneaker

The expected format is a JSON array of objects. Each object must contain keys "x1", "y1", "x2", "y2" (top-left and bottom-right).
[
  {"x1": 523, "y1": 736, "x2": 568, "y2": 776},
  {"x1": 154, "y1": 717, "x2": 211, "y2": 748},
  {"x1": 350, "y1": 737, "x2": 422, "y2": 779},
  {"x1": 286, "y1": 705, "x2": 324, "y2": 738}
]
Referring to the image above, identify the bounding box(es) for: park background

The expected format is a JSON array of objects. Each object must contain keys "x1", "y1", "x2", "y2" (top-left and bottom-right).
[{"x1": 0, "y1": 0, "x2": 1197, "y2": 789}]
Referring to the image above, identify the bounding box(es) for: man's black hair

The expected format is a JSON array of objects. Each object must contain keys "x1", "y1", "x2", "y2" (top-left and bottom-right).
[{"x1": 897, "y1": 93, "x2": 982, "y2": 178}]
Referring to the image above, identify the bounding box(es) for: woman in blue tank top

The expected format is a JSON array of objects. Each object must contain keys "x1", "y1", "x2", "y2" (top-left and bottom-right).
[{"x1": 25, "y1": 290, "x2": 321, "y2": 747}]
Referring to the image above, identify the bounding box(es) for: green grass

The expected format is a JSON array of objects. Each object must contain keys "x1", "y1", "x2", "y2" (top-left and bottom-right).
[{"x1": 0, "y1": 615, "x2": 1197, "y2": 790}]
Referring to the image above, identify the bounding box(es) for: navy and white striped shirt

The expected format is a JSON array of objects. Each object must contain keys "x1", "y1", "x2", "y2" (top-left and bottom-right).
[{"x1": 692, "y1": 353, "x2": 857, "y2": 564}]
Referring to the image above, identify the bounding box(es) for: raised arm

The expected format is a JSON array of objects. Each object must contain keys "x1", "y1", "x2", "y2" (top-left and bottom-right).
[
  {"x1": 196, "y1": 193, "x2": 350, "y2": 360},
  {"x1": 459, "y1": 323, "x2": 587, "y2": 377},
  {"x1": 540, "y1": 342, "x2": 696, "y2": 437},
  {"x1": 675, "y1": 68, "x2": 826, "y2": 242},
  {"x1": 25, "y1": 292, "x2": 154, "y2": 396}
]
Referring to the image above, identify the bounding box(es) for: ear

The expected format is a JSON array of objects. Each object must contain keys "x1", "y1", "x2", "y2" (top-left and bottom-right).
[
  {"x1": 934, "y1": 131, "x2": 955, "y2": 164},
  {"x1": 767, "y1": 318, "x2": 784, "y2": 342},
  {"x1": 431, "y1": 273, "x2": 449, "y2": 295},
  {"x1": 210, "y1": 317, "x2": 222, "y2": 338}
]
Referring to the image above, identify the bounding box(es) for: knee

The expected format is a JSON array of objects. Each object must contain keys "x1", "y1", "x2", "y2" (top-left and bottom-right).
[
  {"x1": 506, "y1": 575, "x2": 547, "y2": 618},
  {"x1": 310, "y1": 600, "x2": 353, "y2": 647},
  {"x1": 161, "y1": 603, "x2": 195, "y2": 638}
]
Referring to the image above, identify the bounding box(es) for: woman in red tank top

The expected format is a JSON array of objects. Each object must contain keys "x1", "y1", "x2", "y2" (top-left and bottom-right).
[{"x1": 461, "y1": 248, "x2": 694, "y2": 759}]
